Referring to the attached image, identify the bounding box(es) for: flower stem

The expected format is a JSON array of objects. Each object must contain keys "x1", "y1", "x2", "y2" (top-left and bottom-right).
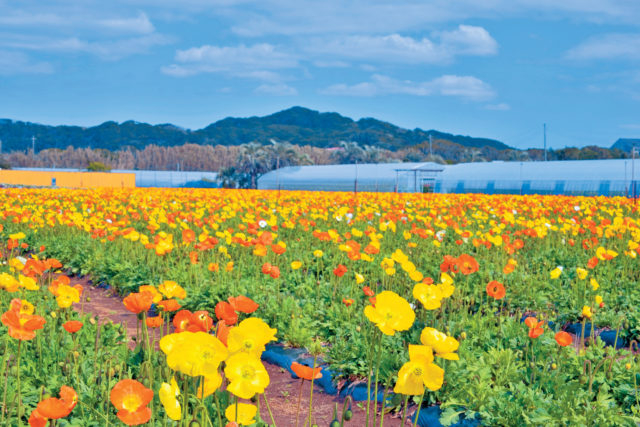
[
  {"x1": 262, "y1": 393, "x2": 277, "y2": 427},
  {"x1": 412, "y1": 388, "x2": 426, "y2": 427},
  {"x1": 400, "y1": 395, "x2": 409, "y2": 425},
  {"x1": 308, "y1": 354, "x2": 318, "y2": 427}
]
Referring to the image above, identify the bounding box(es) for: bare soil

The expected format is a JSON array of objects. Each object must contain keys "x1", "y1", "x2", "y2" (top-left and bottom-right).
[{"x1": 70, "y1": 277, "x2": 408, "y2": 426}]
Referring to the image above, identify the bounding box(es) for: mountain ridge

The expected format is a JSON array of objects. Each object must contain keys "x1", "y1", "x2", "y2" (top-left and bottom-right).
[{"x1": 0, "y1": 106, "x2": 510, "y2": 152}]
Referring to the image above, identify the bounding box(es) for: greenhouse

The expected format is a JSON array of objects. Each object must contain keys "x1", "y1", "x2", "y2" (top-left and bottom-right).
[{"x1": 258, "y1": 159, "x2": 640, "y2": 197}]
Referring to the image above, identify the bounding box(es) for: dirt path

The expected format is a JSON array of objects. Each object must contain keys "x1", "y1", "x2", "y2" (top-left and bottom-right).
[{"x1": 70, "y1": 278, "x2": 407, "y2": 426}]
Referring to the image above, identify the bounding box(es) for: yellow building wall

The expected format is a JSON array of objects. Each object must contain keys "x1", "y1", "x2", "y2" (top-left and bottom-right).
[{"x1": 0, "y1": 170, "x2": 136, "y2": 188}]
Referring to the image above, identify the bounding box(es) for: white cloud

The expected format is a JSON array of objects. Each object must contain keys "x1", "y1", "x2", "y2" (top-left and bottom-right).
[
  {"x1": 0, "y1": 11, "x2": 154, "y2": 34},
  {"x1": 0, "y1": 50, "x2": 53, "y2": 75},
  {"x1": 307, "y1": 26, "x2": 497, "y2": 64},
  {"x1": 321, "y1": 74, "x2": 495, "y2": 101},
  {"x1": 0, "y1": 33, "x2": 171, "y2": 60},
  {"x1": 162, "y1": 43, "x2": 298, "y2": 79},
  {"x1": 567, "y1": 33, "x2": 640, "y2": 60},
  {"x1": 255, "y1": 83, "x2": 298, "y2": 95},
  {"x1": 485, "y1": 102, "x2": 511, "y2": 110}
]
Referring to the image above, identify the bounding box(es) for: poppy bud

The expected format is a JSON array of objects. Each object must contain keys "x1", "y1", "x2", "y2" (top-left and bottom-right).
[
  {"x1": 343, "y1": 410, "x2": 353, "y2": 421},
  {"x1": 551, "y1": 363, "x2": 557, "y2": 370}
]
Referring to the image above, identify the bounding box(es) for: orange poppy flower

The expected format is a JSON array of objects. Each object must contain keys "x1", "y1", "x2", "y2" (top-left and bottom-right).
[
  {"x1": 486, "y1": 281, "x2": 506, "y2": 300},
  {"x1": 1, "y1": 304, "x2": 46, "y2": 341},
  {"x1": 271, "y1": 243, "x2": 286, "y2": 255},
  {"x1": 261, "y1": 263, "x2": 272, "y2": 274},
  {"x1": 587, "y1": 256, "x2": 599, "y2": 269},
  {"x1": 182, "y1": 229, "x2": 196, "y2": 245},
  {"x1": 110, "y1": 379, "x2": 153, "y2": 426},
  {"x1": 189, "y1": 251, "x2": 199, "y2": 264},
  {"x1": 145, "y1": 316, "x2": 164, "y2": 328},
  {"x1": 173, "y1": 309, "x2": 194, "y2": 332},
  {"x1": 269, "y1": 266, "x2": 280, "y2": 279},
  {"x1": 440, "y1": 255, "x2": 459, "y2": 274},
  {"x1": 190, "y1": 311, "x2": 213, "y2": 332},
  {"x1": 342, "y1": 298, "x2": 354, "y2": 307},
  {"x1": 157, "y1": 299, "x2": 181, "y2": 312},
  {"x1": 291, "y1": 362, "x2": 323, "y2": 381},
  {"x1": 333, "y1": 264, "x2": 347, "y2": 277},
  {"x1": 215, "y1": 302, "x2": 239, "y2": 326},
  {"x1": 29, "y1": 408, "x2": 47, "y2": 427},
  {"x1": 122, "y1": 292, "x2": 153, "y2": 314},
  {"x1": 456, "y1": 254, "x2": 479, "y2": 275},
  {"x1": 524, "y1": 317, "x2": 544, "y2": 339},
  {"x1": 555, "y1": 331, "x2": 572, "y2": 347},
  {"x1": 217, "y1": 320, "x2": 231, "y2": 346},
  {"x1": 363, "y1": 286, "x2": 375, "y2": 297},
  {"x1": 208, "y1": 262, "x2": 220, "y2": 272},
  {"x1": 63, "y1": 320, "x2": 83, "y2": 334},
  {"x1": 228, "y1": 296, "x2": 259, "y2": 314},
  {"x1": 37, "y1": 386, "x2": 77, "y2": 419}
]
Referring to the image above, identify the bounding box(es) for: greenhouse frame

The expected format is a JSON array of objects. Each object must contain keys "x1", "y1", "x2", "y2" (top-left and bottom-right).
[{"x1": 258, "y1": 159, "x2": 640, "y2": 197}]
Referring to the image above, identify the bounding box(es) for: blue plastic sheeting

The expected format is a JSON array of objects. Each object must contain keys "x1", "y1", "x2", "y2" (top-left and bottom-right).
[
  {"x1": 565, "y1": 323, "x2": 627, "y2": 348},
  {"x1": 412, "y1": 405, "x2": 481, "y2": 427},
  {"x1": 338, "y1": 382, "x2": 386, "y2": 402},
  {"x1": 261, "y1": 344, "x2": 339, "y2": 395}
]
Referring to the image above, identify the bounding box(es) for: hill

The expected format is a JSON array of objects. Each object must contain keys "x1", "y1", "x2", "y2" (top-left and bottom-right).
[{"x1": 0, "y1": 107, "x2": 510, "y2": 153}]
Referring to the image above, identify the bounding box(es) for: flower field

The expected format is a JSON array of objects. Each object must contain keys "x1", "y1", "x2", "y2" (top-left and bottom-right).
[{"x1": 2, "y1": 188, "x2": 640, "y2": 426}]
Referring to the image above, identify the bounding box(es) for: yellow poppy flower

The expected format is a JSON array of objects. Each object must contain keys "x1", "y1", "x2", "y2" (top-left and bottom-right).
[
  {"x1": 549, "y1": 267, "x2": 563, "y2": 279},
  {"x1": 393, "y1": 345, "x2": 444, "y2": 395},
  {"x1": 18, "y1": 275, "x2": 39, "y2": 291},
  {"x1": 420, "y1": 327, "x2": 459, "y2": 360},
  {"x1": 158, "y1": 280, "x2": 186, "y2": 299},
  {"x1": 413, "y1": 283, "x2": 442, "y2": 310},
  {"x1": 355, "y1": 273, "x2": 365, "y2": 284},
  {"x1": 225, "y1": 403, "x2": 257, "y2": 426},
  {"x1": 160, "y1": 332, "x2": 228, "y2": 377},
  {"x1": 290, "y1": 261, "x2": 302, "y2": 270},
  {"x1": 313, "y1": 250, "x2": 323, "y2": 258},
  {"x1": 159, "y1": 377, "x2": 181, "y2": 421},
  {"x1": 582, "y1": 305, "x2": 592, "y2": 319},
  {"x1": 590, "y1": 278, "x2": 599, "y2": 291},
  {"x1": 0, "y1": 273, "x2": 20, "y2": 292},
  {"x1": 56, "y1": 284, "x2": 80, "y2": 308},
  {"x1": 224, "y1": 353, "x2": 270, "y2": 399},
  {"x1": 364, "y1": 291, "x2": 415, "y2": 336},
  {"x1": 198, "y1": 372, "x2": 223, "y2": 398},
  {"x1": 227, "y1": 317, "x2": 277, "y2": 357},
  {"x1": 139, "y1": 285, "x2": 162, "y2": 303},
  {"x1": 576, "y1": 268, "x2": 588, "y2": 280}
]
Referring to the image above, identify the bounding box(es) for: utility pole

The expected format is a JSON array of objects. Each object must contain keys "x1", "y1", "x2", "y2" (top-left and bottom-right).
[
  {"x1": 429, "y1": 134, "x2": 433, "y2": 159},
  {"x1": 543, "y1": 123, "x2": 547, "y2": 161},
  {"x1": 633, "y1": 145, "x2": 637, "y2": 198},
  {"x1": 31, "y1": 135, "x2": 36, "y2": 157}
]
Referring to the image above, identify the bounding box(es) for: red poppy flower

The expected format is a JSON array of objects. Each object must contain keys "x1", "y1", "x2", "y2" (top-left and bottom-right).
[
  {"x1": 291, "y1": 362, "x2": 323, "y2": 381},
  {"x1": 333, "y1": 264, "x2": 347, "y2": 277},
  {"x1": 486, "y1": 281, "x2": 506, "y2": 300},
  {"x1": 122, "y1": 292, "x2": 153, "y2": 314},
  {"x1": 110, "y1": 379, "x2": 153, "y2": 426},
  {"x1": 63, "y1": 320, "x2": 83, "y2": 334},
  {"x1": 342, "y1": 298, "x2": 354, "y2": 307},
  {"x1": 555, "y1": 331, "x2": 572, "y2": 347},
  {"x1": 440, "y1": 255, "x2": 459, "y2": 274}
]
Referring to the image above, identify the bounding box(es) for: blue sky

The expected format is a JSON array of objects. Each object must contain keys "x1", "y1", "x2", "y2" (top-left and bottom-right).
[{"x1": 1, "y1": 0, "x2": 640, "y2": 149}]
